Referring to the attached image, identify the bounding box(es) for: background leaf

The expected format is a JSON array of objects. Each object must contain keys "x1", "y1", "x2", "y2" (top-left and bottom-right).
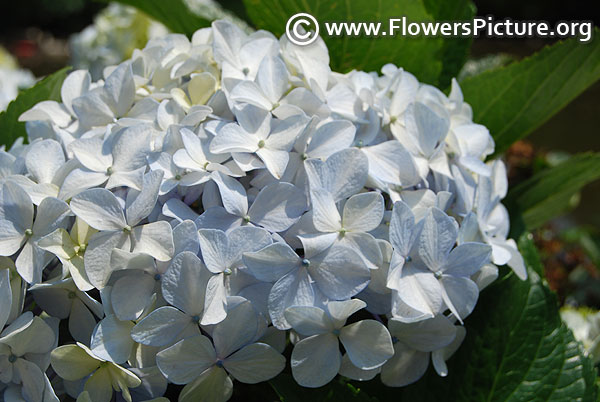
[
  {"x1": 98, "y1": 0, "x2": 210, "y2": 38},
  {"x1": 242, "y1": 0, "x2": 445, "y2": 84},
  {"x1": 505, "y1": 152, "x2": 600, "y2": 236},
  {"x1": 460, "y1": 29, "x2": 600, "y2": 155},
  {"x1": 0, "y1": 67, "x2": 70, "y2": 148},
  {"x1": 349, "y1": 235, "x2": 598, "y2": 401},
  {"x1": 422, "y1": 0, "x2": 476, "y2": 87}
]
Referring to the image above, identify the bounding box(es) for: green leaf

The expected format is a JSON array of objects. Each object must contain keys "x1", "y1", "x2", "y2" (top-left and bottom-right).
[
  {"x1": 242, "y1": 0, "x2": 444, "y2": 84},
  {"x1": 460, "y1": 29, "x2": 600, "y2": 155},
  {"x1": 0, "y1": 67, "x2": 70, "y2": 148},
  {"x1": 271, "y1": 374, "x2": 376, "y2": 402},
  {"x1": 422, "y1": 0, "x2": 476, "y2": 88},
  {"x1": 97, "y1": 0, "x2": 210, "y2": 38},
  {"x1": 353, "y1": 233, "x2": 597, "y2": 402},
  {"x1": 505, "y1": 153, "x2": 600, "y2": 234}
]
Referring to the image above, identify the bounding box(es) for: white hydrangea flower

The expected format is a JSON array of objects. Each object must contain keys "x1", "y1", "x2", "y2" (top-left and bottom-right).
[
  {"x1": 243, "y1": 242, "x2": 369, "y2": 329},
  {"x1": 210, "y1": 105, "x2": 307, "y2": 179},
  {"x1": 0, "y1": 181, "x2": 71, "y2": 284},
  {"x1": 29, "y1": 278, "x2": 103, "y2": 344},
  {"x1": 70, "y1": 171, "x2": 174, "y2": 288},
  {"x1": 286, "y1": 299, "x2": 393, "y2": 388},
  {"x1": 1, "y1": 16, "x2": 528, "y2": 400},
  {"x1": 196, "y1": 171, "x2": 307, "y2": 232},
  {"x1": 380, "y1": 315, "x2": 457, "y2": 386},
  {"x1": 50, "y1": 343, "x2": 141, "y2": 402},
  {"x1": 388, "y1": 207, "x2": 492, "y2": 323},
  {"x1": 305, "y1": 188, "x2": 384, "y2": 268},
  {"x1": 0, "y1": 312, "x2": 58, "y2": 401},
  {"x1": 131, "y1": 251, "x2": 211, "y2": 346},
  {"x1": 37, "y1": 217, "x2": 97, "y2": 291},
  {"x1": 61, "y1": 124, "x2": 154, "y2": 198},
  {"x1": 156, "y1": 298, "x2": 285, "y2": 402}
]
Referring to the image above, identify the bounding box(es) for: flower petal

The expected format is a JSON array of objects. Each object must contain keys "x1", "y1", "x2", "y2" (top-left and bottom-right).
[
  {"x1": 380, "y1": 342, "x2": 429, "y2": 387},
  {"x1": 197, "y1": 229, "x2": 229, "y2": 273},
  {"x1": 388, "y1": 315, "x2": 457, "y2": 352},
  {"x1": 307, "y1": 120, "x2": 355, "y2": 159},
  {"x1": 283, "y1": 306, "x2": 333, "y2": 336},
  {"x1": 104, "y1": 63, "x2": 135, "y2": 117},
  {"x1": 418, "y1": 208, "x2": 458, "y2": 271},
  {"x1": 226, "y1": 226, "x2": 273, "y2": 267},
  {"x1": 342, "y1": 192, "x2": 384, "y2": 233},
  {"x1": 211, "y1": 122, "x2": 258, "y2": 154},
  {"x1": 230, "y1": 81, "x2": 273, "y2": 110},
  {"x1": 83, "y1": 367, "x2": 113, "y2": 402},
  {"x1": 0, "y1": 219, "x2": 26, "y2": 257},
  {"x1": 131, "y1": 221, "x2": 174, "y2": 261},
  {"x1": 309, "y1": 188, "x2": 341, "y2": 233},
  {"x1": 212, "y1": 299, "x2": 258, "y2": 358},
  {"x1": 309, "y1": 245, "x2": 370, "y2": 300},
  {"x1": 305, "y1": 148, "x2": 368, "y2": 202},
  {"x1": 25, "y1": 139, "x2": 65, "y2": 184},
  {"x1": 156, "y1": 335, "x2": 216, "y2": 384},
  {"x1": 243, "y1": 242, "x2": 299, "y2": 282},
  {"x1": 0, "y1": 269, "x2": 11, "y2": 329},
  {"x1": 111, "y1": 273, "x2": 155, "y2": 321},
  {"x1": 70, "y1": 189, "x2": 126, "y2": 231},
  {"x1": 210, "y1": 171, "x2": 248, "y2": 217},
  {"x1": 14, "y1": 358, "x2": 46, "y2": 402},
  {"x1": 339, "y1": 353, "x2": 381, "y2": 381},
  {"x1": 256, "y1": 56, "x2": 289, "y2": 105},
  {"x1": 339, "y1": 319, "x2": 394, "y2": 369},
  {"x1": 389, "y1": 201, "x2": 417, "y2": 256},
  {"x1": 268, "y1": 269, "x2": 314, "y2": 330},
  {"x1": 131, "y1": 306, "x2": 193, "y2": 347},
  {"x1": 61, "y1": 70, "x2": 91, "y2": 115},
  {"x1": 90, "y1": 315, "x2": 134, "y2": 364},
  {"x1": 0, "y1": 181, "x2": 33, "y2": 230},
  {"x1": 224, "y1": 343, "x2": 285, "y2": 384},
  {"x1": 291, "y1": 333, "x2": 340, "y2": 388},
  {"x1": 125, "y1": 171, "x2": 163, "y2": 226},
  {"x1": 84, "y1": 231, "x2": 130, "y2": 289},
  {"x1": 395, "y1": 265, "x2": 442, "y2": 319},
  {"x1": 179, "y1": 366, "x2": 232, "y2": 402},
  {"x1": 201, "y1": 273, "x2": 228, "y2": 326},
  {"x1": 50, "y1": 344, "x2": 100, "y2": 381},
  {"x1": 248, "y1": 182, "x2": 307, "y2": 232},
  {"x1": 162, "y1": 252, "x2": 209, "y2": 316},
  {"x1": 69, "y1": 298, "x2": 97, "y2": 344},
  {"x1": 326, "y1": 299, "x2": 366, "y2": 328},
  {"x1": 444, "y1": 242, "x2": 492, "y2": 276},
  {"x1": 440, "y1": 275, "x2": 479, "y2": 322}
]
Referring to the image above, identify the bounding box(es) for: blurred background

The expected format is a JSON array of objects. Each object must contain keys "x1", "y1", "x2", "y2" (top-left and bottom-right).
[{"x1": 0, "y1": 0, "x2": 598, "y2": 325}]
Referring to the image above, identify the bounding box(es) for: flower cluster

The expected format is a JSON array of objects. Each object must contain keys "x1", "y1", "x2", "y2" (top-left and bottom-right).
[
  {"x1": 561, "y1": 307, "x2": 600, "y2": 365},
  {"x1": 0, "y1": 46, "x2": 35, "y2": 111},
  {"x1": 70, "y1": 1, "x2": 249, "y2": 80},
  {"x1": 0, "y1": 19, "x2": 526, "y2": 402}
]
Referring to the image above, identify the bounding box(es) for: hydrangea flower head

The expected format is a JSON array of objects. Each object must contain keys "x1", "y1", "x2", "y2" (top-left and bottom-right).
[{"x1": 0, "y1": 18, "x2": 526, "y2": 401}]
